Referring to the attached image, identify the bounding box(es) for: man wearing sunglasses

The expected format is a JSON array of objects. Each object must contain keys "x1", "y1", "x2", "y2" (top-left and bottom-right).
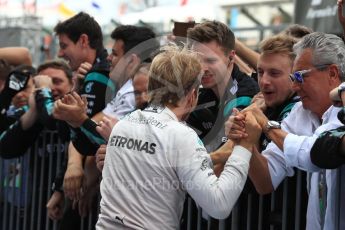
[
  {"x1": 226, "y1": 32, "x2": 345, "y2": 229},
  {"x1": 289, "y1": 64, "x2": 331, "y2": 84}
]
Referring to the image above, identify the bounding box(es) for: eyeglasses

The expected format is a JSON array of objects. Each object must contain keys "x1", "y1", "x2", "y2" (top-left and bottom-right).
[{"x1": 289, "y1": 64, "x2": 331, "y2": 83}]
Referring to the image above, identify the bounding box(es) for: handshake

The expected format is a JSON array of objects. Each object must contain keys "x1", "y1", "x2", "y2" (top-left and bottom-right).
[{"x1": 224, "y1": 103, "x2": 266, "y2": 151}]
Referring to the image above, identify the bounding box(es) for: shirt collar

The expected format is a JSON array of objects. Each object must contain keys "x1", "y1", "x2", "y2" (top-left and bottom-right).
[
  {"x1": 144, "y1": 105, "x2": 179, "y2": 121},
  {"x1": 322, "y1": 105, "x2": 341, "y2": 124},
  {"x1": 163, "y1": 106, "x2": 179, "y2": 121},
  {"x1": 117, "y1": 79, "x2": 134, "y2": 95}
]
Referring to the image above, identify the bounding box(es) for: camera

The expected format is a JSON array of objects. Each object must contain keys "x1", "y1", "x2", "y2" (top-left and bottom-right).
[
  {"x1": 0, "y1": 66, "x2": 35, "y2": 111},
  {"x1": 5, "y1": 65, "x2": 35, "y2": 93},
  {"x1": 7, "y1": 71, "x2": 30, "y2": 91}
]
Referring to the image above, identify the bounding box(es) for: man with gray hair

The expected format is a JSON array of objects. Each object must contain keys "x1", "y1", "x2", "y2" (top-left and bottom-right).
[{"x1": 226, "y1": 32, "x2": 345, "y2": 229}]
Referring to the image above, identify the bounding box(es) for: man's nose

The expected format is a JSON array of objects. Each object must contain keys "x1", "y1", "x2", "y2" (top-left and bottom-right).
[
  {"x1": 57, "y1": 49, "x2": 64, "y2": 58},
  {"x1": 201, "y1": 61, "x2": 209, "y2": 72},
  {"x1": 260, "y1": 73, "x2": 271, "y2": 86},
  {"x1": 291, "y1": 80, "x2": 301, "y2": 92}
]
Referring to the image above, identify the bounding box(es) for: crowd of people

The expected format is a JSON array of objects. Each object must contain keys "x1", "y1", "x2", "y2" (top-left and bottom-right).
[{"x1": 1, "y1": 1, "x2": 345, "y2": 229}]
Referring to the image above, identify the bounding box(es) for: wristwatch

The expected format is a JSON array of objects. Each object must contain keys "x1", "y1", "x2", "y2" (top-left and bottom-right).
[{"x1": 265, "y1": 120, "x2": 281, "y2": 132}]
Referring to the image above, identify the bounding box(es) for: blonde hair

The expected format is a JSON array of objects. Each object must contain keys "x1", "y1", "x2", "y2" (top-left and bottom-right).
[
  {"x1": 259, "y1": 34, "x2": 297, "y2": 63},
  {"x1": 148, "y1": 45, "x2": 201, "y2": 107}
]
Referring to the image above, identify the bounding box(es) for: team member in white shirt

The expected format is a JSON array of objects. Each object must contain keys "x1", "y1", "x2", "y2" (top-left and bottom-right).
[
  {"x1": 96, "y1": 45, "x2": 261, "y2": 229},
  {"x1": 226, "y1": 32, "x2": 345, "y2": 229}
]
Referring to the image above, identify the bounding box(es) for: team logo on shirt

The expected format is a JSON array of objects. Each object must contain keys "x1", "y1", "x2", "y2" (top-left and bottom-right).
[
  {"x1": 124, "y1": 114, "x2": 168, "y2": 129},
  {"x1": 229, "y1": 79, "x2": 238, "y2": 95},
  {"x1": 115, "y1": 216, "x2": 125, "y2": 224},
  {"x1": 85, "y1": 82, "x2": 94, "y2": 93},
  {"x1": 200, "y1": 158, "x2": 210, "y2": 171},
  {"x1": 109, "y1": 135, "x2": 157, "y2": 154},
  {"x1": 144, "y1": 105, "x2": 164, "y2": 113}
]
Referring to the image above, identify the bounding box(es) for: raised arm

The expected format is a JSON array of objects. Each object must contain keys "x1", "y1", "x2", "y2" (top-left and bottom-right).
[
  {"x1": 178, "y1": 112, "x2": 261, "y2": 219},
  {"x1": 235, "y1": 38, "x2": 260, "y2": 70},
  {"x1": 0, "y1": 47, "x2": 32, "y2": 66}
]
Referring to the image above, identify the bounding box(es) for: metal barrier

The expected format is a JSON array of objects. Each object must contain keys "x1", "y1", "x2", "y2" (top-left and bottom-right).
[
  {"x1": 0, "y1": 130, "x2": 98, "y2": 230},
  {"x1": 0, "y1": 130, "x2": 307, "y2": 230},
  {"x1": 181, "y1": 169, "x2": 307, "y2": 230}
]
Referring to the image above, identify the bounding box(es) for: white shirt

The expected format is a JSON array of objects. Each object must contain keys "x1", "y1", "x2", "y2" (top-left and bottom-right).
[
  {"x1": 102, "y1": 79, "x2": 136, "y2": 120},
  {"x1": 96, "y1": 106, "x2": 252, "y2": 230},
  {"x1": 263, "y1": 102, "x2": 345, "y2": 230}
]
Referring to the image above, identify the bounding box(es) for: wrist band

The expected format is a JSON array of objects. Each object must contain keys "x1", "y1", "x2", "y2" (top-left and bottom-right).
[
  {"x1": 81, "y1": 118, "x2": 107, "y2": 145},
  {"x1": 36, "y1": 87, "x2": 52, "y2": 98},
  {"x1": 51, "y1": 182, "x2": 63, "y2": 193},
  {"x1": 81, "y1": 118, "x2": 98, "y2": 133}
]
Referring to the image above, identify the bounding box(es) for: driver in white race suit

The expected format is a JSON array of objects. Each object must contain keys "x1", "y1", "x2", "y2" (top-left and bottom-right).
[{"x1": 96, "y1": 45, "x2": 261, "y2": 229}]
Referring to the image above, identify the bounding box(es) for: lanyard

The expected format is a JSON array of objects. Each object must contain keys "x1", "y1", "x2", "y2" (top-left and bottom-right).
[{"x1": 318, "y1": 169, "x2": 327, "y2": 228}]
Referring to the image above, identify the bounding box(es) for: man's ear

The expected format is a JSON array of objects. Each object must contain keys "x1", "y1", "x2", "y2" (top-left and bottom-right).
[
  {"x1": 127, "y1": 54, "x2": 141, "y2": 72},
  {"x1": 129, "y1": 54, "x2": 140, "y2": 64},
  {"x1": 329, "y1": 64, "x2": 341, "y2": 85},
  {"x1": 188, "y1": 88, "x2": 198, "y2": 106},
  {"x1": 226, "y1": 50, "x2": 236, "y2": 67},
  {"x1": 78, "y1": 34, "x2": 89, "y2": 48},
  {"x1": 228, "y1": 50, "x2": 236, "y2": 61}
]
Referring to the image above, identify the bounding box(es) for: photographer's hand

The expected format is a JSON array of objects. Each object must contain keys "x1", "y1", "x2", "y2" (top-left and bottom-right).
[{"x1": 33, "y1": 75, "x2": 52, "y2": 89}]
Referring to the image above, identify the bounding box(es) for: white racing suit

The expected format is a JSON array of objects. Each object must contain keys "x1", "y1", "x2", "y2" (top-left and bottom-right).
[{"x1": 97, "y1": 106, "x2": 252, "y2": 230}]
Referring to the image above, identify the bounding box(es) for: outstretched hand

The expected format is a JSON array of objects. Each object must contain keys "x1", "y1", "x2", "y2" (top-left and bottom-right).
[
  {"x1": 244, "y1": 111, "x2": 262, "y2": 144},
  {"x1": 238, "y1": 111, "x2": 262, "y2": 151},
  {"x1": 224, "y1": 108, "x2": 248, "y2": 140},
  {"x1": 242, "y1": 103, "x2": 268, "y2": 129},
  {"x1": 251, "y1": 92, "x2": 267, "y2": 112}
]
